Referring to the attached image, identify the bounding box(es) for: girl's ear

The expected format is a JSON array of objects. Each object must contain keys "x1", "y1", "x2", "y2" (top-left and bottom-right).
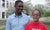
[{"x1": 39, "y1": 16, "x2": 41, "y2": 18}]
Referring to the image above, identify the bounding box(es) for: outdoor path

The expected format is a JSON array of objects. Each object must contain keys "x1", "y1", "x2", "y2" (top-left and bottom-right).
[{"x1": 0, "y1": 25, "x2": 5, "y2": 29}]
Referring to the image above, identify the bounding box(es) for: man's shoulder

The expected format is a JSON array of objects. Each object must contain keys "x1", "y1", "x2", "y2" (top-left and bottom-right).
[
  {"x1": 7, "y1": 13, "x2": 15, "y2": 20},
  {"x1": 22, "y1": 13, "x2": 30, "y2": 18},
  {"x1": 22, "y1": 13, "x2": 27, "y2": 17}
]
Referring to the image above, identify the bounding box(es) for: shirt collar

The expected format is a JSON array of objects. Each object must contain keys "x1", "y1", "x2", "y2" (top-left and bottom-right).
[{"x1": 14, "y1": 12, "x2": 23, "y2": 18}]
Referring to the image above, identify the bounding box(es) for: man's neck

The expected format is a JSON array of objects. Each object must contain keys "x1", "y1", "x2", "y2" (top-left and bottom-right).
[
  {"x1": 16, "y1": 14, "x2": 21, "y2": 17},
  {"x1": 15, "y1": 12, "x2": 21, "y2": 17}
]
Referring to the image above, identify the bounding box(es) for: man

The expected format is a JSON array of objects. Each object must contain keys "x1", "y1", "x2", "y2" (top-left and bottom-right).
[
  {"x1": 25, "y1": 9, "x2": 47, "y2": 30},
  {"x1": 6, "y1": 1, "x2": 30, "y2": 30}
]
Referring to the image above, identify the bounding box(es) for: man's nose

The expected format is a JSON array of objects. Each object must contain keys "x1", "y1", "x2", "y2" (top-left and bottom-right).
[{"x1": 20, "y1": 7, "x2": 23, "y2": 9}]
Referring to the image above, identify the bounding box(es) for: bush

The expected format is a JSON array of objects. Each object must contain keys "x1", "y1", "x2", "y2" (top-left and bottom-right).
[{"x1": 42, "y1": 10, "x2": 50, "y2": 17}]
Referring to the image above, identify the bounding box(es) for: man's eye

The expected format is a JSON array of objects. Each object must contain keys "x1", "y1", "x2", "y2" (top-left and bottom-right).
[{"x1": 19, "y1": 6, "x2": 23, "y2": 7}]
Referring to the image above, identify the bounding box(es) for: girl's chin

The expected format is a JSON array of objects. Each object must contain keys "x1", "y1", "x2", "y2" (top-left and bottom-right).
[
  {"x1": 33, "y1": 19, "x2": 38, "y2": 21},
  {"x1": 34, "y1": 19, "x2": 37, "y2": 20}
]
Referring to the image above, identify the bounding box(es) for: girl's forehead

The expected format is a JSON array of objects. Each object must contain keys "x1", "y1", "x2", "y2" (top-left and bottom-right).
[{"x1": 33, "y1": 11, "x2": 40, "y2": 14}]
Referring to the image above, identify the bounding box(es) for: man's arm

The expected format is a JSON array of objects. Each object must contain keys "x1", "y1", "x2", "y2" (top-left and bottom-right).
[
  {"x1": 6, "y1": 17, "x2": 11, "y2": 30},
  {"x1": 24, "y1": 17, "x2": 31, "y2": 28},
  {"x1": 25, "y1": 24, "x2": 29, "y2": 30}
]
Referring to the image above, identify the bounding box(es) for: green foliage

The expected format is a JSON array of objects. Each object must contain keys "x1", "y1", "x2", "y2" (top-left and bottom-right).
[
  {"x1": 42, "y1": 10, "x2": 50, "y2": 17},
  {"x1": 46, "y1": 11, "x2": 50, "y2": 16},
  {"x1": 23, "y1": 2, "x2": 33, "y2": 15},
  {"x1": 0, "y1": 20, "x2": 6, "y2": 22},
  {"x1": 6, "y1": 6, "x2": 15, "y2": 18},
  {"x1": 45, "y1": 17, "x2": 50, "y2": 20},
  {"x1": 46, "y1": 25, "x2": 50, "y2": 30},
  {"x1": 0, "y1": 28, "x2": 5, "y2": 30},
  {"x1": 34, "y1": 4, "x2": 50, "y2": 17}
]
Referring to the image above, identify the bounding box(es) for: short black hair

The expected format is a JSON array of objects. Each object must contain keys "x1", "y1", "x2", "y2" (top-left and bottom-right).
[
  {"x1": 15, "y1": 0, "x2": 23, "y2": 6},
  {"x1": 32, "y1": 9, "x2": 42, "y2": 16}
]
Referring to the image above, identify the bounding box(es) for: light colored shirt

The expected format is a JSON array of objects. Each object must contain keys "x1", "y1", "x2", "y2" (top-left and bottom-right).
[{"x1": 6, "y1": 13, "x2": 30, "y2": 30}]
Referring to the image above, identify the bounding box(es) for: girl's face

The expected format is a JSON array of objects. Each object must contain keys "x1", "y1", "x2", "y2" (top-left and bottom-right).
[{"x1": 32, "y1": 10, "x2": 41, "y2": 22}]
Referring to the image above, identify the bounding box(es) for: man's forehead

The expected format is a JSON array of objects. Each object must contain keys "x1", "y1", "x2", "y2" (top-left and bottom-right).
[{"x1": 18, "y1": 2, "x2": 23, "y2": 5}]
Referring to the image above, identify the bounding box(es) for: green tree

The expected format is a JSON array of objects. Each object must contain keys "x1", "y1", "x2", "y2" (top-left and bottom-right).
[
  {"x1": 6, "y1": 5, "x2": 15, "y2": 18},
  {"x1": 23, "y1": 1, "x2": 33, "y2": 15},
  {"x1": 34, "y1": 4, "x2": 45, "y2": 16}
]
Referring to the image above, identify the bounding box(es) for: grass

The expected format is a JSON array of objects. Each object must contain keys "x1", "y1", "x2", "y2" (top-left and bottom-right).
[
  {"x1": 0, "y1": 25, "x2": 50, "y2": 30},
  {"x1": 40, "y1": 21, "x2": 50, "y2": 22},
  {"x1": 45, "y1": 17, "x2": 50, "y2": 20},
  {"x1": 0, "y1": 20, "x2": 6, "y2": 22},
  {"x1": 46, "y1": 25, "x2": 50, "y2": 30},
  {"x1": 0, "y1": 28, "x2": 5, "y2": 30}
]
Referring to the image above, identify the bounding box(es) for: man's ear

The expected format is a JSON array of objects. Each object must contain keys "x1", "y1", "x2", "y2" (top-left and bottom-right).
[{"x1": 14, "y1": 5, "x2": 16, "y2": 8}]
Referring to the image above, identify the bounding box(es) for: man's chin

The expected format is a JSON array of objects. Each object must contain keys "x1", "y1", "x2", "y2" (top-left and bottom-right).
[{"x1": 18, "y1": 13, "x2": 22, "y2": 15}]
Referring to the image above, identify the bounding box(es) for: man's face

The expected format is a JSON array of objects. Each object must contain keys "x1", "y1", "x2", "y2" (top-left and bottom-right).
[
  {"x1": 15, "y1": 2, "x2": 23, "y2": 15},
  {"x1": 32, "y1": 11, "x2": 41, "y2": 22}
]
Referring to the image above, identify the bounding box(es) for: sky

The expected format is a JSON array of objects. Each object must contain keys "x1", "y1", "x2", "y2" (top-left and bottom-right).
[{"x1": 22, "y1": 0, "x2": 46, "y2": 6}]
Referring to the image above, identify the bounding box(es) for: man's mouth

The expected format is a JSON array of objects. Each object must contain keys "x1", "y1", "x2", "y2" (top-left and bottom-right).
[
  {"x1": 34, "y1": 17, "x2": 37, "y2": 19},
  {"x1": 34, "y1": 19, "x2": 37, "y2": 20}
]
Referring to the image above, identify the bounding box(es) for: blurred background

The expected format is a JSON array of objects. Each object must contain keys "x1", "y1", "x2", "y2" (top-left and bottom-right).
[{"x1": 0, "y1": 0, "x2": 50, "y2": 30}]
